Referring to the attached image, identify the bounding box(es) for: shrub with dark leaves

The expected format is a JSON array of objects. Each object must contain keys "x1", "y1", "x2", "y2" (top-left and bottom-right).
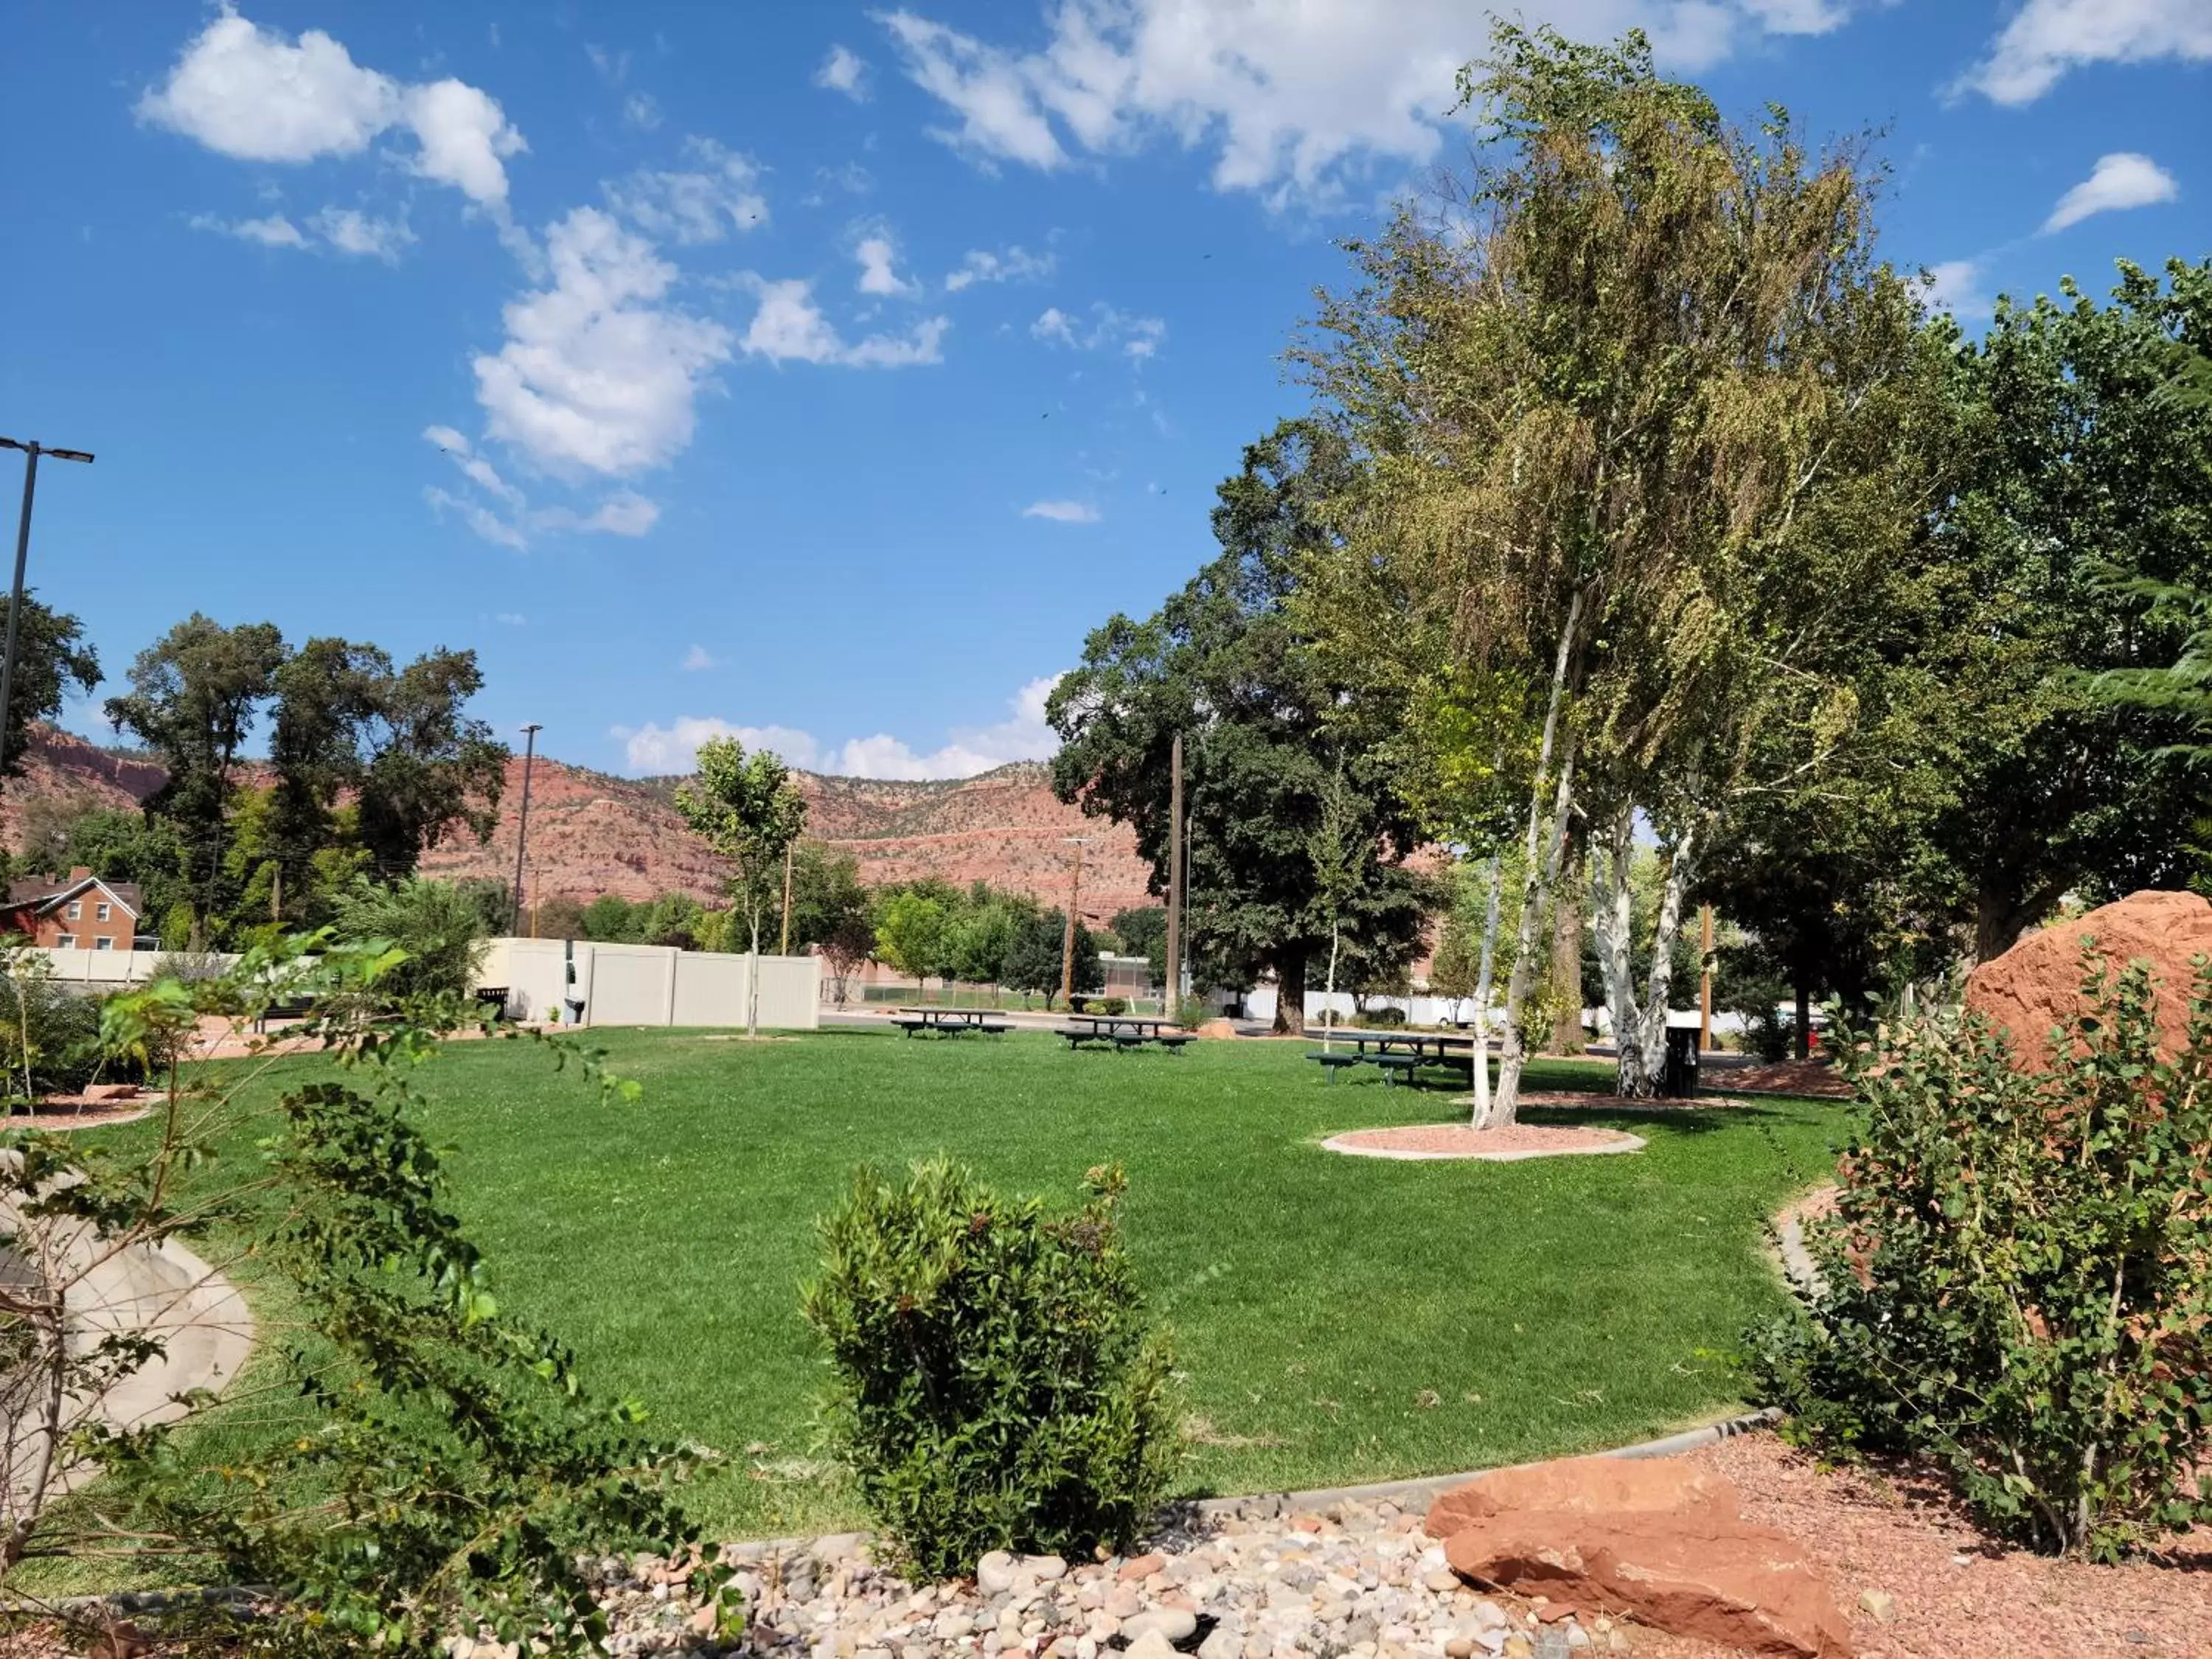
[{"x1": 1749, "y1": 945, "x2": 2212, "y2": 1560}]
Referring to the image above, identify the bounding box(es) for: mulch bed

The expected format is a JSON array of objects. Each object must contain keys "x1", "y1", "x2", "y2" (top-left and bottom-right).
[
  {"x1": 1323, "y1": 1122, "x2": 1645, "y2": 1161},
  {"x1": 1517, "y1": 1089, "x2": 1754, "y2": 1110},
  {"x1": 1722, "y1": 1058, "x2": 1851, "y2": 1098},
  {"x1": 4, "y1": 1086, "x2": 159, "y2": 1130},
  {"x1": 1669, "y1": 1433, "x2": 2212, "y2": 1659}
]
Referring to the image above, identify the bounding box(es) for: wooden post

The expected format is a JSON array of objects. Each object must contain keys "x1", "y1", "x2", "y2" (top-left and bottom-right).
[
  {"x1": 1699, "y1": 902, "x2": 1715, "y2": 1052},
  {"x1": 780, "y1": 842, "x2": 793, "y2": 956},
  {"x1": 1165, "y1": 731, "x2": 1183, "y2": 1018}
]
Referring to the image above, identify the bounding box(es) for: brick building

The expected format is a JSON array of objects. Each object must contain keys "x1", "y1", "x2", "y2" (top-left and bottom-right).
[{"x1": 0, "y1": 866, "x2": 149, "y2": 951}]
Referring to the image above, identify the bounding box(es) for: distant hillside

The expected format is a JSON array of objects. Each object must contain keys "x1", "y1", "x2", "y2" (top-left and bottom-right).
[{"x1": 1, "y1": 727, "x2": 1155, "y2": 922}]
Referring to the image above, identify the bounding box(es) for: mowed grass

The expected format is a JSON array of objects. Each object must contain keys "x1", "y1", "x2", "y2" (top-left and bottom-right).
[{"x1": 88, "y1": 1026, "x2": 1848, "y2": 1543}]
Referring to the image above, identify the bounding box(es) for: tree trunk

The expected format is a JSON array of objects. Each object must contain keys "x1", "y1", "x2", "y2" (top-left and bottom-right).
[
  {"x1": 1548, "y1": 847, "x2": 1584, "y2": 1056},
  {"x1": 1467, "y1": 852, "x2": 1504, "y2": 1126},
  {"x1": 1274, "y1": 950, "x2": 1308, "y2": 1037},
  {"x1": 1630, "y1": 819, "x2": 1700, "y2": 1097},
  {"x1": 747, "y1": 908, "x2": 762, "y2": 1040},
  {"x1": 1590, "y1": 806, "x2": 1642, "y2": 1096},
  {"x1": 1793, "y1": 975, "x2": 1811, "y2": 1062},
  {"x1": 1322, "y1": 922, "x2": 1340, "y2": 1052},
  {"x1": 1973, "y1": 880, "x2": 2062, "y2": 965},
  {"x1": 1489, "y1": 591, "x2": 1585, "y2": 1130}
]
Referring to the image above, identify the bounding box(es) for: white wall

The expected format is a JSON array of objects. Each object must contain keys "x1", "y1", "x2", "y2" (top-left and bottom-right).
[
  {"x1": 476, "y1": 936, "x2": 820, "y2": 1030},
  {"x1": 20, "y1": 947, "x2": 226, "y2": 989}
]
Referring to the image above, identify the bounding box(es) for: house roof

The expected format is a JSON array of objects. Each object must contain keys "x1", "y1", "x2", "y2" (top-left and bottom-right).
[{"x1": 3, "y1": 873, "x2": 145, "y2": 920}]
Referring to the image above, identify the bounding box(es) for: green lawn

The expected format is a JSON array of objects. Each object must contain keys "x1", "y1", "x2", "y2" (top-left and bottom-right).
[{"x1": 90, "y1": 1026, "x2": 1847, "y2": 1543}]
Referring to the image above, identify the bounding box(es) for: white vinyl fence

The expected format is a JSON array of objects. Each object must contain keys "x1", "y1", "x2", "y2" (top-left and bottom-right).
[
  {"x1": 20, "y1": 947, "x2": 227, "y2": 989},
  {"x1": 476, "y1": 937, "x2": 820, "y2": 1031}
]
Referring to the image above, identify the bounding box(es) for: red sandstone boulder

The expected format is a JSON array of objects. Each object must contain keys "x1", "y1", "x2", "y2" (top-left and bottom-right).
[
  {"x1": 1425, "y1": 1455, "x2": 1736, "y2": 1537},
  {"x1": 1427, "y1": 1458, "x2": 1851, "y2": 1658},
  {"x1": 1964, "y1": 890, "x2": 2212, "y2": 1070}
]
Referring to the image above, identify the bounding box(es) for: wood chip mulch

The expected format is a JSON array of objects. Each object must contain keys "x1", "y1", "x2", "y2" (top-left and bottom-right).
[
  {"x1": 1324, "y1": 1122, "x2": 1644, "y2": 1159},
  {"x1": 1654, "y1": 1433, "x2": 2212, "y2": 1659},
  {"x1": 1722, "y1": 1058, "x2": 1852, "y2": 1098}
]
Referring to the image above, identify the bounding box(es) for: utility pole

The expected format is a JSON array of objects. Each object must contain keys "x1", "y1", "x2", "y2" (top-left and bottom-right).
[
  {"x1": 1164, "y1": 732, "x2": 1183, "y2": 1017},
  {"x1": 779, "y1": 842, "x2": 794, "y2": 956},
  {"x1": 508, "y1": 723, "x2": 541, "y2": 936},
  {"x1": 1060, "y1": 835, "x2": 1093, "y2": 1009},
  {"x1": 0, "y1": 437, "x2": 94, "y2": 779},
  {"x1": 1699, "y1": 902, "x2": 1715, "y2": 1052}
]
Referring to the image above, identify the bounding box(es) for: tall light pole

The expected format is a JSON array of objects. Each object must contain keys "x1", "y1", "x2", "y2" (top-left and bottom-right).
[
  {"x1": 508, "y1": 723, "x2": 542, "y2": 936},
  {"x1": 1060, "y1": 835, "x2": 1094, "y2": 1008},
  {"x1": 0, "y1": 437, "x2": 94, "y2": 776}
]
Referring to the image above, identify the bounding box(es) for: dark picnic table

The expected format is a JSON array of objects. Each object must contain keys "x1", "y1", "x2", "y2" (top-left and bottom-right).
[
  {"x1": 891, "y1": 1006, "x2": 1012, "y2": 1037},
  {"x1": 1056, "y1": 1013, "x2": 1192, "y2": 1052},
  {"x1": 1307, "y1": 1026, "x2": 1478, "y2": 1084}
]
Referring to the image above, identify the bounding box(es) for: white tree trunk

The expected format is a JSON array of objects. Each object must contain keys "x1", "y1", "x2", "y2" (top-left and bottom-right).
[
  {"x1": 1590, "y1": 804, "x2": 1643, "y2": 1093},
  {"x1": 747, "y1": 908, "x2": 762, "y2": 1040},
  {"x1": 1635, "y1": 819, "x2": 1700, "y2": 1087},
  {"x1": 1486, "y1": 591, "x2": 1585, "y2": 1130},
  {"x1": 1467, "y1": 851, "x2": 1503, "y2": 1125},
  {"x1": 1323, "y1": 921, "x2": 1340, "y2": 1054}
]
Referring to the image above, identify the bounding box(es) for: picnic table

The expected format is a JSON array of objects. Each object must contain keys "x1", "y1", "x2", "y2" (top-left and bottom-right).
[
  {"x1": 890, "y1": 1006, "x2": 1012, "y2": 1037},
  {"x1": 1055, "y1": 1013, "x2": 1192, "y2": 1053},
  {"x1": 1307, "y1": 1026, "x2": 1479, "y2": 1085}
]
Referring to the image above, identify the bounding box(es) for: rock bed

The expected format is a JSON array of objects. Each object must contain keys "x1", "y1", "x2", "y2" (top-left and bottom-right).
[{"x1": 554, "y1": 1500, "x2": 1638, "y2": 1659}]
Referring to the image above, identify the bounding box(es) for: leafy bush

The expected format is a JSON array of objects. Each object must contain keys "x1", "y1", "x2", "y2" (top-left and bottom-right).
[
  {"x1": 1747, "y1": 947, "x2": 2212, "y2": 1560},
  {"x1": 1072, "y1": 996, "x2": 1127, "y2": 1016},
  {"x1": 801, "y1": 1159, "x2": 1177, "y2": 1579},
  {"x1": 1363, "y1": 1005, "x2": 1408, "y2": 1027},
  {"x1": 330, "y1": 877, "x2": 490, "y2": 1000},
  {"x1": 0, "y1": 952, "x2": 140, "y2": 1098},
  {"x1": 4, "y1": 938, "x2": 732, "y2": 1652},
  {"x1": 1172, "y1": 996, "x2": 1211, "y2": 1032}
]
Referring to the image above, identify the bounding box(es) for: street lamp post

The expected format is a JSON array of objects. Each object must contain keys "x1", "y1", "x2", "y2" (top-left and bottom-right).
[
  {"x1": 0, "y1": 437, "x2": 94, "y2": 776},
  {"x1": 1059, "y1": 835, "x2": 1094, "y2": 1009},
  {"x1": 509, "y1": 723, "x2": 542, "y2": 936}
]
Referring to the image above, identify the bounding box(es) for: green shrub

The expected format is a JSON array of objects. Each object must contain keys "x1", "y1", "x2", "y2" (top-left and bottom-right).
[
  {"x1": 330, "y1": 877, "x2": 490, "y2": 1000},
  {"x1": 1747, "y1": 947, "x2": 2212, "y2": 1560},
  {"x1": 1172, "y1": 997, "x2": 1210, "y2": 1032},
  {"x1": 801, "y1": 1158, "x2": 1177, "y2": 1579},
  {"x1": 1364, "y1": 1006, "x2": 1408, "y2": 1028},
  {"x1": 0, "y1": 953, "x2": 143, "y2": 1098}
]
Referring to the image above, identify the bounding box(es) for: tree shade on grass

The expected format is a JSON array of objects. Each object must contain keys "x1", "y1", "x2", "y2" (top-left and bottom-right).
[{"x1": 86, "y1": 1030, "x2": 1843, "y2": 1545}]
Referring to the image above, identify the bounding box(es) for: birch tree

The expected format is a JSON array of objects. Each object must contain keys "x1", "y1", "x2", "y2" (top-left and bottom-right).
[{"x1": 1303, "y1": 23, "x2": 1944, "y2": 1113}]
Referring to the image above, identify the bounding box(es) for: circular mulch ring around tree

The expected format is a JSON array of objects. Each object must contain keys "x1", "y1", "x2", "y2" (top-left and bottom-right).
[
  {"x1": 1321, "y1": 1123, "x2": 1646, "y2": 1162},
  {"x1": 1515, "y1": 1088, "x2": 1753, "y2": 1110}
]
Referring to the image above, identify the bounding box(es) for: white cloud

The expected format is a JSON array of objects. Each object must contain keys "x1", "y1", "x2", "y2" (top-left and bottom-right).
[
  {"x1": 139, "y1": 10, "x2": 524, "y2": 206},
  {"x1": 877, "y1": 1, "x2": 1861, "y2": 200},
  {"x1": 190, "y1": 210, "x2": 309, "y2": 248},
  {"x1": 622, "y1": 675, "x2": 1065, "y2": 779},
  {"x1": 737, "y1": 276, "x2": 949, "y2": 367},
  {"x1": 682, "y1": 644, "x2": 719, "y2": 671},
  {"x1": 310, "y1": 205, "x2": 414, "y2": 261},
  {"x1": 1923, "y1": 260, "x2": 1992, "y2": 323},
  {"x1": 1960, "y1": 0, "x2": 2212, "y2": 105},
  {"x1": 1030, "y1": 302, "x2": 1165, "y2": 358},
  {"x1": 473, "y1": 206, "x2": 734, "y2": 476},
  {"x1": 944, "y1": 243, "x2": 1055, "y2": 291},
  {"x1": 625, "y1": 92, "x2": 663, "y2": 131},
  {"x1": 605, "y1": 136, "x2": 768, "y2": 243},
  {"x1": 816, "y1": 44, "x2": 871, "y2": 99},
  {"x1": 855, "y1": 232, "x2": 919, "y2": 296},
  {"x1": 1023, "y1": 499, "x2": 1100, "y2": 523},
  {"x1": 422, "y1": 427, "x2": 662, "y2": 546},
  {"x1": 491, "y1": 611, "x2": 527, "y2": 627},
  {"x1": 2042, "y1": 152, "x2": 2180, "y2": 233}
]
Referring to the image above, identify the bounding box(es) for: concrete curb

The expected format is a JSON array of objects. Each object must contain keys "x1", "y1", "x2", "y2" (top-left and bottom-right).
[{"x1": 1182, "y1": 1408, "x2": 1784, "y2": 1522}]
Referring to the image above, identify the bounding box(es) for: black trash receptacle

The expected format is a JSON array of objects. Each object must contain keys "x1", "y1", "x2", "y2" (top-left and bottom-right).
[{"x1": 1661, "y1": 1026, "x2": 1701, "y2": 1097}]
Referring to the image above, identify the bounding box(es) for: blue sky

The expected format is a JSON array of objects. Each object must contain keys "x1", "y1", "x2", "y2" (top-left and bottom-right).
[{"x1": 3, "y1": 1, "x2": 2205, "y2": 779}]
